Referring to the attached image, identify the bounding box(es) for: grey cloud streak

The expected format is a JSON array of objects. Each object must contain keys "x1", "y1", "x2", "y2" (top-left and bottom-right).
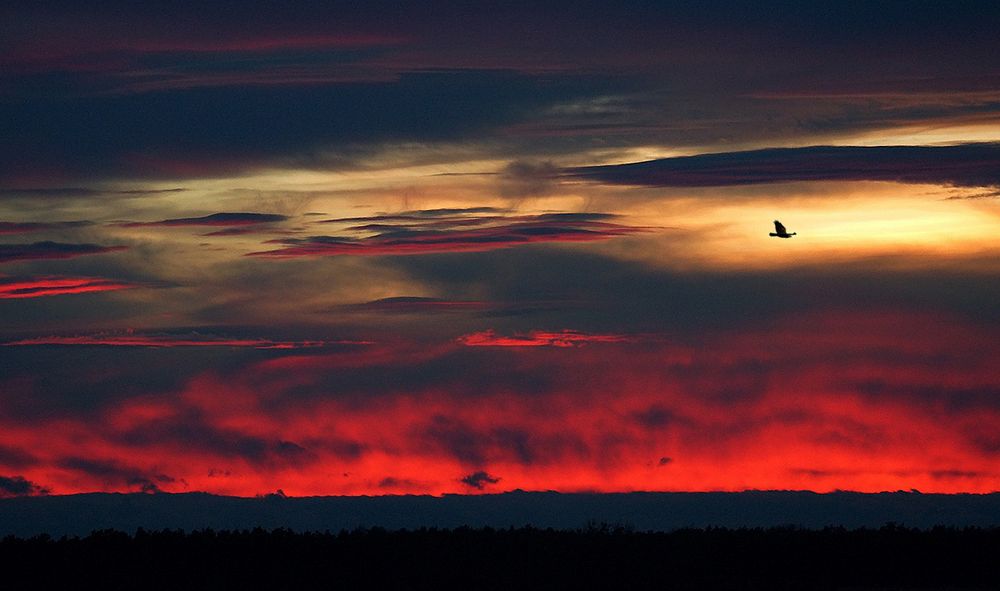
[{"x1": 568, "y1": 143, "x2": 1000, "y2": 190}]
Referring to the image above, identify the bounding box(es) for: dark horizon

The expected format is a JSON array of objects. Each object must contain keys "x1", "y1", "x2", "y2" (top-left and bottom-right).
[{"x1": 3, "y1": 490, "x2": 999, "y2": 538}]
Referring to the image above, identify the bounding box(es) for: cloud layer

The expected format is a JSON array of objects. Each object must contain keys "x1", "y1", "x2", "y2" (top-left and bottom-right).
[
  {"x1": 252, "y1": 216, "x2": 645, "y2": 258},
  {"x1": 569, "y1": 143, "x2": 1000, "y2": 189},
  {"x1": 0, "y1": 221, "x2": 91, "y2": 235},
  {"x1": 5, "y1": 3, "x2": 998, "y2": 183},
  {"x1": 2, "y1": 333, "x2": 363, "y2": 349},
  {"x1": 0, "y1": 242, "x2": 126, "y2": 264},
  {"x1": 0, "y1": 310, "x2": 996, "y2": 496},
  {"x1": 120, "y1": 212, "x2": 288, "y2": 227}
]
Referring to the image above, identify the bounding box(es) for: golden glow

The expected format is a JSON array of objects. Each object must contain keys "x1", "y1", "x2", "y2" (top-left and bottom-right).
[
  {"x1": 840, "y1": 120, "x2": 1000, "y2": 147},
  {"x1": 593, "y1": 181, "x2": 1000, "y2": 271}
]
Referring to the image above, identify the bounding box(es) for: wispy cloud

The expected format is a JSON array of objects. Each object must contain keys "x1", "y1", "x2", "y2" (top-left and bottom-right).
[
  {"x1": 119, "y1": 212, "x2": 288, "y2": 227},
  {"x1": 0, "y1": 187, "x2": 186, "y2": 200},
  {"x1": 344, "y1": 296, "x2": 491, "y2": 313},
  {"x1": 458, "y1": 329, "x2": 631, "y2": 347},
  {"x1": 337, "y1": 296, "x2": 571, "y2": 317},
  {"x1": 1, "y1": 332, "x2": 367, "y2": 349},
  {"x1": 322, "y1": 207, "x2": 508, "y2": 224},
  {"x1": 0, "y1": 221, "x2": 91, "y2": 235},
  {"x1": 0, "y1": 275, "x2": 138, "y2": 299},
  {"x1": 251, "y1": 215, "x2": 645, "y2": 258},
  {"x1": 569, "y1": 143, "x2": 1000, "y2": 190},
  {"x1": 0, "y1": 241, "x2": 126, "y2": 264}
]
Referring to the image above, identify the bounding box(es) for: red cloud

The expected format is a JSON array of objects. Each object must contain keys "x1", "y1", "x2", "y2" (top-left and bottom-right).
[
  {"x1": 0, "y1": 275, "x2": 137, "y2": 299},
  {"x1": 1, "y1": 310, "x2": 997, "y2": 497},
  {"x1": 458, "y1": 329, "x2": 631, "y2": 347}
]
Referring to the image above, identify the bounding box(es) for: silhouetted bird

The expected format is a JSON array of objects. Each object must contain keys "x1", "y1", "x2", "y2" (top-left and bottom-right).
[{"x1": 769, "y1": 220, "x2": 796, "y2": 238}]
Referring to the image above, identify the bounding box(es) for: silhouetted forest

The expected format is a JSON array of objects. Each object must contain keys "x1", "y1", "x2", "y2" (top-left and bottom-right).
[{"x1": 2, "y1": 524, "x2": 997, "y2": 590}]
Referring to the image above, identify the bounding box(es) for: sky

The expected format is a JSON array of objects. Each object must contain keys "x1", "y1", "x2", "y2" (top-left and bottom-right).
[{"x1": 1, "y1": 1, "x2": 999, "y2": 498}]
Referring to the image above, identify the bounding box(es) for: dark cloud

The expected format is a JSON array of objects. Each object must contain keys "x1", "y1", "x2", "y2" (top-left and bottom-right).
[
  {"x1": 56, "y1": 458, "x2": 178, "y2": 493},
  {"x1": 944, "y1": 190, "x2": 1000, "y2": 200},
  {"x1": 397, "y1": 207, "x2": 507, "y2": 218},
  {"x1": 1, "y1": 70, "x2": 607, "y2": 183},
  {"x1": 387, "y1": 239, "x2": 1000, "y2": 334},
  {"x1": 6, "y1": 2, "x2": 997, "y2": 90},
  {"x1": 423, "y1": 416, "x2": 489, "y2": 465},
  {"x1": 0, "y1": 241, "x2": 126, "y2": 264},
  {"x1": 460, "y1": 471, "x2": 501, "y2": 490},
  {"x1": 499, "y1": 161, "x2": 559, "y2": 198},
  {"x1": 569, "y1": 143, "x2": 1000, "y2": 190},
  {"x1": 326, "y1": 211, "x2": 621, "y2": 237},
  {"x1": 336, "y1": 296, "x2": 572, "y2": 319},
  {"x1": 531, "y1": 213, "x2": 619, "y2": 222},
  {"x1": 322, "y1": 207, "x2": 508, "y2": 224},
  {"x1": 377, "y1": 477, "x2": 429, "y2": 491},
  {"x1": 790, "y1": 468, "x2": 994, "y2": 482},
  {"x1": 632, "y1": 407, "x2": 683, "y2": 429},
  {"x1": 0, "y1": 332, "x2": 344, "y2": 348},
  {"x1": 0, "y1": 445, "x2": 36, "y2": 470},
  {"x1": 115, "y1": 414, "x2": 322, "y2": 468},
  {"x1": 0, "y1": 187, "x2": 186, "y2": 200},
  {"x1": 343, "y1": 219, "x2": 499, "y2": 233},
  {"x1": 3, "y1": 3, "x2": 1000, "y2": 183},
  {"x1": 0, "y1": 221, "x2": 91, "y2": 235},
  {"x1": 201, "y1": 226, "x2": 294, "y2": 237},
  {"x1": 129, "y1": 474, "x2": 185, "y2": 494},
  {"x1": 250, "y1": 219, "x2": 644, "y2": 258},
  {"x1": 930, "y1": 470, "x2": 987, "y2": 480},
  {"x1": 0, "y1": 475, "x2": 48, "y2": 497},
  {"x1": 418, "y1": 415, "x2": 590, "y2": 467},
  {"x1": 119, "y1": 212, "x2": 289, "y2": 228},
  {"x1": 0, "y1": 350, "x2": 241, "y2": 422},
  {"x1": 57, "y1": 457, "x2": 142, "y2": 481},
  {"x1": 344, "y1": 296, "x2": 491, "y2": 313},
  {"x1": 852, "y1": 383, "x2": 1000, "y2": 413}
]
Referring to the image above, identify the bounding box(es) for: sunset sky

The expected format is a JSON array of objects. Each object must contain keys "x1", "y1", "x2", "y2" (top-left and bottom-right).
[{"x1": 2, "y1": 1, "x2": 999, "y2": 498}]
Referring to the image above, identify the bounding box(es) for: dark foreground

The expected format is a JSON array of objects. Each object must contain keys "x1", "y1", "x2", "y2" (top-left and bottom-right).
[
  {"x1": 2, "y1": 525, "x2": 997, "y2": 590},
  {"x1": 4, "y1": 491, "x2": 1000, "y2": 537}
]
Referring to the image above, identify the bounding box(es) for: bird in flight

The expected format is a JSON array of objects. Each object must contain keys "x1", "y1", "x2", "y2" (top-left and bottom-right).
[{"x1": 769, "y1": 220, "x2": 796, "y2": 238}]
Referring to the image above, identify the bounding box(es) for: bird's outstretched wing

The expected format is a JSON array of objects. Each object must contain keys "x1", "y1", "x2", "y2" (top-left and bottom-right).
[{"x1": 773, "y1": 220, "x2": 787, "y2": 234}]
